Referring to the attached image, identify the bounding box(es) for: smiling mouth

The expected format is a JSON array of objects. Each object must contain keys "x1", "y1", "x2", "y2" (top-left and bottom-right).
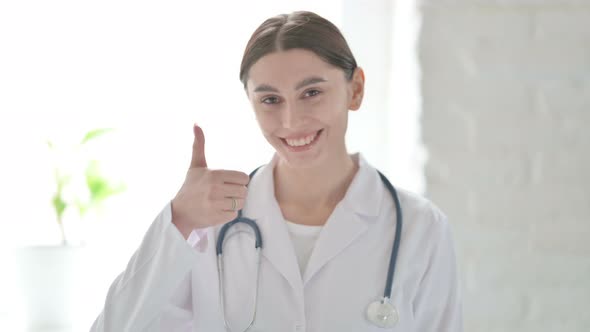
[{"x1": 281, "y1": 129, "x2": 323, "y2": 148}]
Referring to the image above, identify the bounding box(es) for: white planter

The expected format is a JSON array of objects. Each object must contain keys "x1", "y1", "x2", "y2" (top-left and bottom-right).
[{"x1": 15, "y1": 245, "x2": 86, "y2": 331}]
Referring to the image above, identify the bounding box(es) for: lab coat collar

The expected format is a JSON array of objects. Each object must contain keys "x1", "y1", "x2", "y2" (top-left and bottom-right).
[
  {"x1": 242, "y1": 153, "x2": 385, "y2": 289},
  {"x1": 340, "y1": 153, "x2": 385, "y2": 218},
  {"x1": 251, "y1": 153, "x2": 384, "y2": 217}
]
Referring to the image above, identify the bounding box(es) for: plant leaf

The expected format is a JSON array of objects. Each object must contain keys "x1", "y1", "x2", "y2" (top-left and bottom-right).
[
  {"x1": 81, "y1": 128, "x2": 113, "y2": 145},
  {"x1": 85, "y1": 160, "x2": 125, "y2": 204},
  {"x1": 52, "y1": 193, "x2": 67, "y2": 220},
  {"x1": 73, "y1": 198, "x2": 88, "y2": 216}
]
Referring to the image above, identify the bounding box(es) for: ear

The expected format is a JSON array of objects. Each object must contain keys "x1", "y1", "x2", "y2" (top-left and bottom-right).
[{"x1": 348, "y1": 67, "x2": 365, "y2": 111}]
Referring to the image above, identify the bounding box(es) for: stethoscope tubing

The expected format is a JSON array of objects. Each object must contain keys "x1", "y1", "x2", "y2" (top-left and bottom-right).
[
  {"x1": 377, "y1": 170, "x2": 403, "y2": 299},
  {"x1": 216, "y1": 167, "x2": 403, "y2": 330}
]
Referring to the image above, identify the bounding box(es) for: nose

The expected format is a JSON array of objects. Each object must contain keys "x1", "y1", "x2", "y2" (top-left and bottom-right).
[{"x1": 281, "y1": 102, "x2": 305, "y2": 129}]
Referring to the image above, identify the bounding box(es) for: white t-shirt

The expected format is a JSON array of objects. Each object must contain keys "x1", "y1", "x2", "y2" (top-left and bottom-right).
[{"x1": 285, "y1": 220, "x2": 323, "y2": 275}]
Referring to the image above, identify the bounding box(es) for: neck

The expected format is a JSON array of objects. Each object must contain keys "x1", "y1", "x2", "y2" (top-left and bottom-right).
[{"x1": 274, "y1": 153, "x2": 359, "y2": 210}]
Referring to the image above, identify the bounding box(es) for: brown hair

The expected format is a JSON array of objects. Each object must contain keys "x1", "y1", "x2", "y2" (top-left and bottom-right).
[{"x1": 239, "y1": 11, "x2": 357, "y2": 88}]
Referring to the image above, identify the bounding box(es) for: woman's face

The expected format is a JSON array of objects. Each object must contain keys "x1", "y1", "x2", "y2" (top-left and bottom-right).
[{"x1": 246, "y1": 48, "x2": 364, "y2": 169}]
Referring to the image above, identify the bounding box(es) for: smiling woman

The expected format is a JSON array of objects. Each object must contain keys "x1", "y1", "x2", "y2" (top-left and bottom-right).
[
  {"x1": 0, "y1": 0, "x2": 427, "y2": 330},
  {"x1": 90, "y1": 10, "x2": 462, "y2": 332},
  {"x1": 238, "y1": 11, "x2": 362, "y2": 172}
]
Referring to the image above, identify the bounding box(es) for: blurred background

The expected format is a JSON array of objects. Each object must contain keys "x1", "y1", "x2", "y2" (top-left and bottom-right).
[{"x1": 0, "y1": 0, "x2": 588, "y2": 331}]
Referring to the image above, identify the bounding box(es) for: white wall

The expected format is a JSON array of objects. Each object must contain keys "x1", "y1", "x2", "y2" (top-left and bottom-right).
[{"x1": 419, "y1": 1, "x2": 590, "y2": 331}]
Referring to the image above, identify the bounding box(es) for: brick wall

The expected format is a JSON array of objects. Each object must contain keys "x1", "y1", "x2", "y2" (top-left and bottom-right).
[{"x1": 418, "y1": 1, "x2": 590, "y2": 331}]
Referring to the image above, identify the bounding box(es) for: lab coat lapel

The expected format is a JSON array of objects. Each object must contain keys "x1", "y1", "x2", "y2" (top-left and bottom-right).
[
  {"x1": 303, "y1": 154, "x2": 384, "y2": 285},
  {"x1": 242, "y1": 154, "x2": 384, "y2": 290},
  {"x1": 302, "y1": 206, "x2": 369, "y2": 285},
  {"x1": 243, "y1": 158, "x2": 303, "y2": 291}
]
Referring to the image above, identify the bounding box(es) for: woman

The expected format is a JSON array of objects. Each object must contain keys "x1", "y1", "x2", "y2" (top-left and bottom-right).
[{"x1": 91, "y1": 11, "x2": 462, "y2": 331}]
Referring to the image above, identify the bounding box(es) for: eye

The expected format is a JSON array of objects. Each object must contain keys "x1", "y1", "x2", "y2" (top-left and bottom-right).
[
  {"x1": 303, "y1": 89, "x2": 321, "y2": 98},
  {"x1": 261, "y1": 95, "x2": 280, "y2": 105}
]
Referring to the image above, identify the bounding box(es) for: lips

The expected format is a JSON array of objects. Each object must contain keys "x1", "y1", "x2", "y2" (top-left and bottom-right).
[{"x1": 280, "y1": 129, "x2": 323, "y2": 149}]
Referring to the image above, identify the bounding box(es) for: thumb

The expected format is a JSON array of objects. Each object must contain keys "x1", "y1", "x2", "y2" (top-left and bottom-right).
[{"x1": 190, "y1": 123, "x2": 207, "y2": 168}]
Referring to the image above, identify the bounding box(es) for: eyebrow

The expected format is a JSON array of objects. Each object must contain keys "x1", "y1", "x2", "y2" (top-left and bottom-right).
[{"x1": 253, "y1": 76, "x2": 328, "y2": 93}]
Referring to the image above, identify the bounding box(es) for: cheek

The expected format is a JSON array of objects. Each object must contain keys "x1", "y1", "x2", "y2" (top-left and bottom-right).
[
  {"x1": 315, "y1": 96, "x2": 348, "y2": 122},
  {"x1": 254, "y1": 111, "x2": 280, "y2": 134}
]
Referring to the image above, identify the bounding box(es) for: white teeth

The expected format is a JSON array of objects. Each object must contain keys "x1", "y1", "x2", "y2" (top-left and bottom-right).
[{"x1": 285, "y1": 132, "x2": 318, "y2": 147}]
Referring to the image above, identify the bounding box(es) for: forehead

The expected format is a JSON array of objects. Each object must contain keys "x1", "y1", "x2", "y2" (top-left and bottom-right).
[{"x1": 247, "y1": 49, "x2": 344, "y2": 89}]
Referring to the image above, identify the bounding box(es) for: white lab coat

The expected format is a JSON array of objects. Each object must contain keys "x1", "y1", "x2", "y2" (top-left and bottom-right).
[{"x1": 91, "y1": 154, "x2": 463, "y2": 332}]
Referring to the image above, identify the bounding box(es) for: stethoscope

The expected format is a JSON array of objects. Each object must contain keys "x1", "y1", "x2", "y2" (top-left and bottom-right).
[{"x1": 216, "y1": 167, "x2": 403, "y2": 331}]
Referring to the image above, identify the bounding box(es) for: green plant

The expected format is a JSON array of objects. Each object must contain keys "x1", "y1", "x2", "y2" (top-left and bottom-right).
[{"x1": 47, "y1": 128, "x2": 125, "y2": 245}]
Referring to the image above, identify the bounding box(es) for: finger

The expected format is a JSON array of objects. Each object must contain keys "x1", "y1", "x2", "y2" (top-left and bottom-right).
[
  {"x1": 216, "y1": 197, "x2": 245, "y2": 212},
  {"x1": 190, "y1": 123, "x2": 207, "y2": 169},
  {"x1": 218, "y1": 210, "x2": 239, "y2": 223},
  {"x1": 211, "y1": 170, "x2": 250, "y2": 186},
  {"x1": 210, "y1": 183, "x2": 248, "y2": 200},
  {"x1": 223, "y1": 184, "x2": 248, "y2": 199}
]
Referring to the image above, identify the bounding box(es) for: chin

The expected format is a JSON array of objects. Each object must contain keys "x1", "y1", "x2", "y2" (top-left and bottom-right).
[{"x1": 275, "y1": 148, "x2": 327, "y2": 170}]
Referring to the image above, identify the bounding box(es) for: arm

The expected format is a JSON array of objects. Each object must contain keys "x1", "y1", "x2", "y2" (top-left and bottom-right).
[
  {"x1": 412, "y1": 213, "x2": 463, "y2": 331},
  {"x1": 90, "y1": 123, "x2": 247, "y2": 331},
  {"x1": 90, "y1": 202, "x2": 208, "y2": 332}
]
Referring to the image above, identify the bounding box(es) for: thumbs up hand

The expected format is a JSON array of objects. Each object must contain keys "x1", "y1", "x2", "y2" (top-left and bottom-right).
[{"x1": 171, "y1": 124, "x2": 250, "y2": 239}]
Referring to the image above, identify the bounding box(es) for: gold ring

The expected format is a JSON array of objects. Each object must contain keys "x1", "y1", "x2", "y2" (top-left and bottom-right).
[{"x1": 231, "y1": 197, "x2": 237, "y2": 211}]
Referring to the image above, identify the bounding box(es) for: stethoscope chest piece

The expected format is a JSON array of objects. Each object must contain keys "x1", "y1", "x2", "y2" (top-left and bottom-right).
[{"x1": 366, "y1": 298, "x2": 399, "y2": 328}]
